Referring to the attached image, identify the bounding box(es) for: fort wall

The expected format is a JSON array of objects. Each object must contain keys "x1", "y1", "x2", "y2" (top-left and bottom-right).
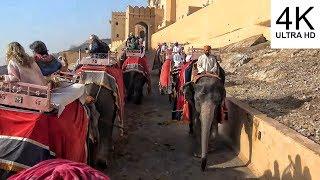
[
  {"x1": 222, "y1": 96, "x2": 320, "y2": 179},
  {"x1": 175, "y1": 0, "x2": 210, "y2": 20},
  {"x1": 125, "y1": 6, "x2": 157, "y2": 49},
  {"x1": 151, "y1": 0, "x2": 270, "y2": 49},
  {"x1": 110, "y1": 40, "x2": 125, "y2": 51},
  {"x1": 111, "y1": 12, "x2": 126, "y2": 42}
]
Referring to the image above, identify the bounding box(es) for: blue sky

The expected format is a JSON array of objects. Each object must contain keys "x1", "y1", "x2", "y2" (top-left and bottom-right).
[{"x1": 0, "y1": 0, "x2": 146, "y2": 64}]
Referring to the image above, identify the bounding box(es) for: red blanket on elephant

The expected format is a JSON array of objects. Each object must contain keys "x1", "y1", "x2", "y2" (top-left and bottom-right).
[
  {"x1": 77, "y1": 65, "x2": 125, "y2": 124},
  {"x1": 0, "y1": 100, "x2": 88, "y2": 172},
  {"x1": 9, "y1": 159, "x2": 109, "y2": 180},
  {"x1": 159, "y1": 59, "x2": 172, "y2": 93},
  {"x1": 122, "y1": 56, "x2": 151, "y2": 86},
  {"x1": 176, "y1": 62, "x2": 193, "y2": 123}
]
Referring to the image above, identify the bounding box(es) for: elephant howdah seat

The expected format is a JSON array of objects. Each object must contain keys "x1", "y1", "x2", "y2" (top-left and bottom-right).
[
  {"x1": 0, "y1": 82, "x2": 52, "y2": 112},
  {"x1": 78, "y1": 52, "x2": 118, "y2": 67},
  {"x1": 0, "y1": 81, "x2": 85, "y2": 114},
  {"x1": 0, "y1": 80, "x2": 90, "y2": 174}
]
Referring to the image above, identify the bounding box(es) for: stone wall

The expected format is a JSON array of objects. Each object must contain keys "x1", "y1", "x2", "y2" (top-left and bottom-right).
[
  {"x1": 176, "y1": 0, "x2": 210, "y2": 20},
  {"x1": 110, "y1": 40, "x2": 125, "y2": 51},
  {"x1": 151, "y1": 0, "x2": 270, "y2": 49},
  {"x1": 111, "y1": 12, "x2": 126, "y2": 42},
  {"x1": 221, "y1": 96, "x2": 320, "y2": 179}
]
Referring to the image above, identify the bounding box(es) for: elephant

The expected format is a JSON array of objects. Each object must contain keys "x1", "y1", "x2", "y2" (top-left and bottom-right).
[
  {"x1": 85, "y1": 83, "x2": 117, "y2": 169},
  {"x1": 183, "y1": 68, "x2": 226, "y2": 171},
  {"x1": 123, "y1": 71, "x2": 148, "y2": 104}
]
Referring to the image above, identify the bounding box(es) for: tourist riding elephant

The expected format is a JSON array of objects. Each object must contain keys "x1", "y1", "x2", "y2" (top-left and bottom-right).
[
  {"x1": 123, "y1": 71, "x2": 148, "y2": 104},
  {"x1": 85, "y1": 83, "x2": 117, "y2": 169},
  {"x1": 183, "y1": 68, "x2": 226, "y2": 171}
]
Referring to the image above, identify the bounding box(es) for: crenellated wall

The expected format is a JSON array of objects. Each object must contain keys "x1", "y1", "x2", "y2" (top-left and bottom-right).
[{"x1": 125, "y1": 6, "x2": 157, "y2": 50}]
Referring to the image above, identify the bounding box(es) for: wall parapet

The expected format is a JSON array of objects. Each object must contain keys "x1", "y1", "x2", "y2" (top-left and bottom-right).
[
  {"x1": 112, "y1": 12, "x2": 126, "y2": 17},
  {"x1": 127, "y1": 6, "x2": 156, "y2": 16},
  {"x1": 221, "y1": 95, "x2": 320, "y2": 179}
]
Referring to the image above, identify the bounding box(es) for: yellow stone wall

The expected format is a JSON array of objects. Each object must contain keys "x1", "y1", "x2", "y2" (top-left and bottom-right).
[
  {"x1": 151, "y1": 0, "x2": 270, "y2": 49},
  {"x1": 222, "y1": 96, "x2": 320, "y2": 179},
  {"x1": 176, "y1": 0, "x2": 210, "y2": 20},
  {"x1": 110, "y1": 40, "x2": 125, "y2": 51},
  {"x1": 111, "y1": 12, "x2": 126, "y2": 42}
]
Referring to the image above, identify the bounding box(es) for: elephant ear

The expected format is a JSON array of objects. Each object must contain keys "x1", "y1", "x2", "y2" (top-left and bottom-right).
[{"x1": 183, "y1": 81, "x2": 195, "y2": 103}]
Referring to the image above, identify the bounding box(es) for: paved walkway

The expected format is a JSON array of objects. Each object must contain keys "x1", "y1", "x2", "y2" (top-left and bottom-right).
[{"x1": 107, "y1": 53, "x2": 256, "y2": 180}]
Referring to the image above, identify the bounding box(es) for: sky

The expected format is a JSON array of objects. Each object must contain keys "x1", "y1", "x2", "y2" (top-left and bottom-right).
[{"x1": 0, "y1": 0, "x2": 146, "y2": 65}]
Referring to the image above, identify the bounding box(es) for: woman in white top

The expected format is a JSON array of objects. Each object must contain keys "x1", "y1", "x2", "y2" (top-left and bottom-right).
[{"x1": 0, "y1": 42, "x2": 46, "y2": 85}]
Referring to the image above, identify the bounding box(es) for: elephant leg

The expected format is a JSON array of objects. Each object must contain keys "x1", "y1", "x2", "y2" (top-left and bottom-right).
[
  {"x1": 124, "y1": 73, "x2": 134, "y2": 102},
  {"x1": 189, "y1": 120, "x2": 194, "y2": 135},
  {"x1": 133, "y1": 75, "x2": 146, "y2": 105},
  {"x1": 209, "y1": 120, "x2": 218, "y2": 152},
  {"x1": 189, "y1": 104, "x2": 195, "y2": 135},
  {"x1": 134, "y1": 85, "x2": 143, "y2": 104},
  {"x1": 96, "y1": 115, "x2": 115, "y2": 169},
  {"x1": 87, "y1": 135, "x2": 98, "y2": 167},
  {"x1": 193, "y1": 113, "x2": 201, "y2": 158},
  {"x1": 126, "y1": 85, "x2": 134, "y2": 102}
]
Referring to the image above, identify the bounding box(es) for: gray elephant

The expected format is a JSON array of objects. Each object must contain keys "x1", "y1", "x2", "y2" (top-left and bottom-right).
[
  {"x1": 85, "y1": 83, "x2": 117, "y2": 169},
  {"x1": 123, "y1": 71, "x2": 149, "y2": 104},
  {"x1": 184, "y1": 68, "x2": 226, "y2": 171}
]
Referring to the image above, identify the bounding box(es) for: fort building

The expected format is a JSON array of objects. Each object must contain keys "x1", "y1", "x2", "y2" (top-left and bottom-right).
[{"x1": 110, "y1": 0, "x2": 270, "y2": 51}]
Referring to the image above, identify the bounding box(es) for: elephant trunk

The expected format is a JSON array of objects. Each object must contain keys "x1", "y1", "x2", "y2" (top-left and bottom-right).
[{"x1": 200, "y1": 101, "x2": 216, "y2": 171}]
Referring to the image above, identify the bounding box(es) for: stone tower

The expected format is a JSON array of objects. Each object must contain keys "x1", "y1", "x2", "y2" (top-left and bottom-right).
[{"x1": 110, "y1": 12, "x2": 126, "y2": 43}]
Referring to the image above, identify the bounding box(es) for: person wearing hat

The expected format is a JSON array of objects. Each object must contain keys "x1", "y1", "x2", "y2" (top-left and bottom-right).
[{"x1": 197, "y1": 45, "x2": 219, "y2": 75}]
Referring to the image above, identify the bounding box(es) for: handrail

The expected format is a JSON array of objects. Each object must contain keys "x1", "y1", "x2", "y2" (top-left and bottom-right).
[{"x1": 0, "y1": 82, "x2": 52, "y2": 112}]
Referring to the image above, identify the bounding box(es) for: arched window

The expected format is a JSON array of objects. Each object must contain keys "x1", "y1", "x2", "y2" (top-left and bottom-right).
[
  {"x1": 115, "y1": 22, "x2": 119, "y2": 25},
  {"x1": 116, "y1": 34, "x2": 119, "y2": 38}
]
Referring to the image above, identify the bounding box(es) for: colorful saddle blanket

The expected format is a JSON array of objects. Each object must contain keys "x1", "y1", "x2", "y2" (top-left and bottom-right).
[
  {"x1": 122, "y1": 56, "x2": 150, "y2": 77},
  {"x1": 77, "y1": 65, "x2": 125, "y2": 126},
  {"x1": 0, "y1": 100, "x2": 88, "y2": 172},
  {"x1": 159, "y1": 59, "x2": 173, "y2": 94}
]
